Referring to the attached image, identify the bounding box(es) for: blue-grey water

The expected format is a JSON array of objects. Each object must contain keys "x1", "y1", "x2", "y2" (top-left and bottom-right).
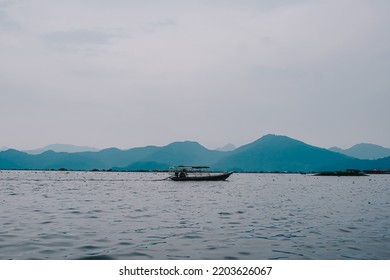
[{"x1": 0, "y1": 170, "x2": 389, "y2": 260}]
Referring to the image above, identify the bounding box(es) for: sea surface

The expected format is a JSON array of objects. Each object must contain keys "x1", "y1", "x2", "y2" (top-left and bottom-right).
[{"x1": 0, "y1": 170, "x2": 389, "y2": 260}]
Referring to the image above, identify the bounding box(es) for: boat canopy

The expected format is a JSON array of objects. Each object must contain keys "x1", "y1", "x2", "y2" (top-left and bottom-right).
[{"x1": 176, "y1": 165, "x2": 210, "y2": 169}]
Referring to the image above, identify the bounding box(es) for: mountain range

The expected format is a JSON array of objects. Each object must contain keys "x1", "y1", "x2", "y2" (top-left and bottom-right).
[
  {"x1": 329, "y1": 144, "x2": 390, "y2": 160},
  {"x1": 1, "y1": 134, "x2": 389, "y2": 172}
]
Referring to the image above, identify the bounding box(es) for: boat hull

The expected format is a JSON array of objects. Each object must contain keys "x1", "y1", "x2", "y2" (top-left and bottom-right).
[{"x1": 169, "y1": 172, "x2": 233, "y2": 181}]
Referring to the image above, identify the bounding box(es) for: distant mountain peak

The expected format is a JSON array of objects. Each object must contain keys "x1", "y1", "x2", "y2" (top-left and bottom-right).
[
  {"x1": 351, "y1": 143, "x2": 385, "y2": 149},
  {"x1": 166, "y1": 141, "x2": 206, "y2": 149},
  {"x1": 257, "y1": 134, "x2": 299, "y2": 143},
  {"x1": 237, "y1": 134, "x2": 306, "y2": 152},
  {"x1": 262, "y1": 134, "x2": 304, "y2": 142},
  {"x1": 168, "y1": 140, "x2": 201, "y2": 145},
  {"x1": 216, "y1": 143, "x2": 236, "y2": 152},
  {"x1": 24, "y1": 144, "x2": 99, "y2": 155},
  {"x1": 329, "y1": 143, "x2": 390, "y2": 160},
  {"x1": 100, "y1": 147, "x2": 122, "y2": 152}
]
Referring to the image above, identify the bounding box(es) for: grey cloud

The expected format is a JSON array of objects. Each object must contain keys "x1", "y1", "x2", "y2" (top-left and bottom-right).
[
  {"x1": 0, "y1": 0, "x2": 19, "y2": 30},
  {"x1": 142, "y1": 18, "x2": 177, "y2": 33}
]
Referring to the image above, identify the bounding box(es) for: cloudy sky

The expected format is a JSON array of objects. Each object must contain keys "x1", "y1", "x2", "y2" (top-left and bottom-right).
[{"x1": 1, "y1": 0, "x2": 389, "y2": 150}]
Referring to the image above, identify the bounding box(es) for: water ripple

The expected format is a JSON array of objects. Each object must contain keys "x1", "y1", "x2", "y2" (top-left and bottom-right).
[{"x1": 0, "y1": 171, "x2": 389, "y2": 259}]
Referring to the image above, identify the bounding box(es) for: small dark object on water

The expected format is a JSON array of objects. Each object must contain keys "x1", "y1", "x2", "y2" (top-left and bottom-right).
[{"x1": 315, "y1": 169, "x2": 367, "y2": 176}]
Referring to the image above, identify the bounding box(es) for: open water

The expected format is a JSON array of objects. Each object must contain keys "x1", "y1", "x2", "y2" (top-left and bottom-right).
[{"x1": 0, "y1": 170, "x2": 389, "y2": 260}]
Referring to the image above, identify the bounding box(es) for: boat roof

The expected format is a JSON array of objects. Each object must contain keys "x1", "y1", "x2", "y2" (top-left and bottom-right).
[{"x1": 175, "y1": 165, "x2": 210, "y2": 169}]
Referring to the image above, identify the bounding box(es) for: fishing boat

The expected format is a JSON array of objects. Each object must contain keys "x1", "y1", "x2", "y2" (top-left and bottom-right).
[{"x1": 169, "y1": 166, "x2": 233, "y2": 181}]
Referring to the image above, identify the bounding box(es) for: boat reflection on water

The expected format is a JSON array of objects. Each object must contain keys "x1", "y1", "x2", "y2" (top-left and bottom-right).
[{"x1": 169, "y1": 166, "x2": 233, "y2": 181}]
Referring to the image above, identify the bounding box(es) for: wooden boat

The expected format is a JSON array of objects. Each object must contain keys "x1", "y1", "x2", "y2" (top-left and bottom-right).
[{"x1": 169, "y1": 166, "x2": 233, "y2": 181}]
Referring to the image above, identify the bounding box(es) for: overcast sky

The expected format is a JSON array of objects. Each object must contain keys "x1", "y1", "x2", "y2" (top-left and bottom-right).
[{"x1": 1, "y1": 0, "x2": 389, "y2": 150}]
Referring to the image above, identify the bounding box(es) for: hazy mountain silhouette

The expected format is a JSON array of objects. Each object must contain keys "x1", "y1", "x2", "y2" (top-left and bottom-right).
[
  {"x1": 0, "y1": 149, "x2": 103, "y2": 170},
  {"x1": 24, "y1": 144, "x2": 99, "y2": 154},
  {"x1": 1, "y1": 135, "x2": 389, "y2": 172},
  {"x1": 329, "y1": 143, "x2": 390, "y2": 160},
  {"x1": 216, "y1": 143, "x2": 236, "y2": 152}
]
